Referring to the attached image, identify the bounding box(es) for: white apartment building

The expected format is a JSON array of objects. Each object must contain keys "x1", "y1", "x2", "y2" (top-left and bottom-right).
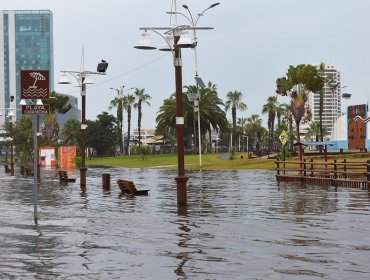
[{"x1": 306, "y1": 64, "x2": 342, "y2": 138}]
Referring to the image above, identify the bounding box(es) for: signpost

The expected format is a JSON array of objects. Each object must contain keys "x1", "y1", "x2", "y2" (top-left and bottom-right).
[
  {"x1": 21, "y1": 70, "x2": 50, "y2": 225},
  {"x1": 279, "y1": 130, "x2": 289, "y2": 162}
]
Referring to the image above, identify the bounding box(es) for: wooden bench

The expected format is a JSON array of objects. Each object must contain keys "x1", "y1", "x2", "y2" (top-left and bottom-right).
[
  {"x1": 58, "y1": 171, "x2": 76, "y2": 183},
  {"x1": 117, "y1": 179, "x2": 149, "y2": 196},
  {"x1": 25, "y1": 167, "x2": 34, "y2": 176},
  {"x1": 4, "y1": 164, "x2": 10, "y2": 173}
]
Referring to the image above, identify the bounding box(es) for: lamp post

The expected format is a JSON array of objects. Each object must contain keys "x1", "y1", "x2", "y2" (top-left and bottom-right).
[
  {"x1": 134, "y1": 18, "x2": 213, "y2": 206},
  {"x1": 110, "y1": 86, "x2": 135, "y2": 156},
  {"x1": 59, "y1": 60, "x2": 108, "y2": 189},
  {"x1": 169, "y1": 3, "x2": 220, "y2": 167}
]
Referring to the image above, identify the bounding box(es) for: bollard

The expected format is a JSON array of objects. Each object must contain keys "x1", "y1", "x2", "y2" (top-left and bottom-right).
[{"x1": 102, "y1": 173, "x2": 111, "y2": 192}]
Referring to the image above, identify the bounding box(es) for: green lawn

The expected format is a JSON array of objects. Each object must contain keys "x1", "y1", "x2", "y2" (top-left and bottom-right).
[
  {"x1": 86, "y1": 151, "x2": 370, "y2": 170},
  {"x1": 86, "y1": 152, "x2": 277, "y2": 170}
]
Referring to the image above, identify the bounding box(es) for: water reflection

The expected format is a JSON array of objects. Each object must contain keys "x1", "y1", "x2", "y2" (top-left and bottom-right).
[{"x1": 0, "y1": 167, "x2": 369, "y2": 279}]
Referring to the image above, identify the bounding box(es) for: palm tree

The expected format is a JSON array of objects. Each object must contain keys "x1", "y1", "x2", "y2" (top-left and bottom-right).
[
  {"x1": 134, "y1": 88, "x2": 151, "y2": 147},
  {"x1": 122, "y1": 93, "x2": 136, "y2": 154},
  {"x1": 305, "y1": 121, "x2": 328, "y2": 142},
  {"x1": 109, "y1": 95, "x2": 124, "y2": 154},
  {"x1": 225, "y1": 91, "x2": 247, "y2": 149},
  {"x1": 62, "y1": 118, "x2": 81, "y2": 147},
  {"x1": 237, "y1": 117, "x2": 247, "y2": 151},
  {"x1": 157, "y1": 82, "x2": 227, "y2": 150},
  {"x1": 262, "y1": 96, "x2": 278, "y2": 152}
]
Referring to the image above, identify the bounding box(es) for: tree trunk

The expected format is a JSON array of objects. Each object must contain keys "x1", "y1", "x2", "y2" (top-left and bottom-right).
[
  {"x1": 127, "y1": 108, "x2": 131, "y2": 155},
  {"x1": 138, "y1": 101, "x2": 142, "y2": 148}
]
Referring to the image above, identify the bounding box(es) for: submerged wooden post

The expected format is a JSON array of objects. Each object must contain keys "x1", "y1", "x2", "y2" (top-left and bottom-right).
[
  {"x1": 276, "y1": 161, "x2": 280, "y2": 176},
  {"x1": 102, "y1": 173, "x2": 111, "y2": 192},
  {"x1": 303, "y1": 159, "x2": 307, "y2": 177}
]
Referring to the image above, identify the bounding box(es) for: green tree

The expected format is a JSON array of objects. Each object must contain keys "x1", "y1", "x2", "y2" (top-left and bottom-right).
[
  {"x1": 134, "y1": 88, "x2": 151, "y2": 147},
  {"x1": 262, "y1": 96, "x2": 278, "y2": 152},
  {"x1": 305, "y1": 121, "x2": 328, "y2": 142},
  {"x1": 86, "y1": 112, "x2": 118, "y2": 156},
  {"x1": 109, "y1": 93, "x2": 124, "y2": 155},
  {"x1": 13, "y1": 115, "x2": 33, "y2": 166},
  {"x1": 41, "y1": 91, "x2": 73, "y2": 145},
  {"x1": 225, "y1": 91, "x2": 247, "y2": 149},
  {"x1": 157, "y1": 82, "x2": 227, "y2": 150},
  {"x1": 62, "y1": 118, "x2": 81, "y2": 147},
  {"x1": 276, "y1": 64, "x2": 322, "y2": 145},
  {"x1": 122, "y1": 93, "x2": 136, "y2": 154}
]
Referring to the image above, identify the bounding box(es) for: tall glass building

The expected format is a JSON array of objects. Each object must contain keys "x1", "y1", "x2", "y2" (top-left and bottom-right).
[{"x1": 0, "y1": 10, "x2": 53, "y2": 124}]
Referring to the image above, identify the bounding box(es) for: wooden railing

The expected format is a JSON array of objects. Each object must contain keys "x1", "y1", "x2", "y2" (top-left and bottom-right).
[{"x1": 275, "y1": 159, "x2": 370, "y2": 190}]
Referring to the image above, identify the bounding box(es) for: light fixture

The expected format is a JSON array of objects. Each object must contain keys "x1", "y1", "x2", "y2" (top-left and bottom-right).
[
  {"x1": 134, "y1": 32, "x2": 157, "y2": 50},
  {"x1": 19, "y1": 99, "x2": 27, "y2": 105},
  {"x1": 159, "y1": 35, "x2": 174, "y2": 51},
  {"x1": 58, "y1": 73, "x2": 71, "y2": 84},
  {"x1": 36, "y1": 99, "x2": 43, "y2": 105},
  {"x1": 176, "y1": 30, "x2": 194, "y2": 48}
]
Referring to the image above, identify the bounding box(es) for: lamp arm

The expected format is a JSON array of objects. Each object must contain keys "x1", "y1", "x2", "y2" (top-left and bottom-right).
[{"x1": 146, "y1": 29, "x2": 175, "y2": 58}]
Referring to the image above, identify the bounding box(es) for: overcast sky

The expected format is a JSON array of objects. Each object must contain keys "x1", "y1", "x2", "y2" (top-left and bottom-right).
[{"x1": 3, "y1": 0, "x2": 370, "y2": 129}]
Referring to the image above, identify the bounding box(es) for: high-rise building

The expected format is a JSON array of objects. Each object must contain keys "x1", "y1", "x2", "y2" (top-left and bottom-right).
[
  {"x1": 0, "y1": 10, "x2": 53, "y2": 124},
  {"x1": 306, "y1": 65, "x2": 342, "y2": 138}
]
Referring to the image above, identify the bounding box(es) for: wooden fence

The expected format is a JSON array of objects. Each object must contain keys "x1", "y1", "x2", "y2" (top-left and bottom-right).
[{"x1": 275, "y1": 159, "x2": 370, "y2": 190}]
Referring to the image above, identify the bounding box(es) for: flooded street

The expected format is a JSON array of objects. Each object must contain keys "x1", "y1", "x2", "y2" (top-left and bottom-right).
[{"x1": 0, "y1": 167, "x2": 369, "y2": 279}]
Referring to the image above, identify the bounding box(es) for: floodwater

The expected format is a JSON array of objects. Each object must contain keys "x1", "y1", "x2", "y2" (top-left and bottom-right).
[{"x1": 0, "y1": 166, "x2": 370, "y2": 280}]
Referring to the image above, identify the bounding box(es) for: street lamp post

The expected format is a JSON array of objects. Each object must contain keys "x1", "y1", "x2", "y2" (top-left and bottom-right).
[
  {"x1": 134, "y1": 21, "x2": 213, "y2": 207},
  {"x1": 170, "y1": 3, "x2": 220, "y2": 167},
  {"x1": 59, "y1": 60, "x2": 108, "y2": 190}
]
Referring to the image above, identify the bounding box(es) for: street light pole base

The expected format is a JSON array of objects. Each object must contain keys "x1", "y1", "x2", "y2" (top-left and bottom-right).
[
  {"x1": 10, "y1": 162, "x2": 14, "y2": 176},
  {"x1": 80, "y1": 167, "x2": 87, "y2": 189},
  {"x1": 175, "y1": 175, "x2": 189, "y2": 207}
]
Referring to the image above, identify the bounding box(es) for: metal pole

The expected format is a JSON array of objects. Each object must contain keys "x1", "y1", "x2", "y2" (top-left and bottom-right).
[
  {"x1": 197, "y1": 103, "x2": 202, "y2": 166},
  {"x1": 80, "y1": 79, "x2": 87, "y2": 190},
  {"x1": 10, "y1": 120, "x2": 14, "y2": 176},
  {"x1": 174, "y1": 32, "x2": 188, "y2": 207},
  {"x1": 32, "y1": 114, "x2": 38, "y2": 224},
  {"x1": 36, "y1": 115, "x2": 41, "y2": 181}
]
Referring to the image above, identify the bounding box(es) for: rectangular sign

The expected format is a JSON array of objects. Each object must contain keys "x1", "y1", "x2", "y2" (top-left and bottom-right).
[
  {"x1": 22, "y1": 104, "x2": 50, "y2": 115},
  {"x1": 20, "y1": 70, "x2": 50, "y2": 99}
]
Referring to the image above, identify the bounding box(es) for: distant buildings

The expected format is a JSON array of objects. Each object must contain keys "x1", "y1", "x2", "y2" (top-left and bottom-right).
[
  {"x1": 0, "y1": 10, "x2": 54, "y2": 124},
  {"x1": 306, "y1": 65, "x2": 342, "y2": 138}
]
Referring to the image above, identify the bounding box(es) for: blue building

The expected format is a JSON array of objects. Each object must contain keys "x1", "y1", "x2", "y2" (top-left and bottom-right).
[{"x1": 0, "y1": 10, "x2": 54, "y2": 124}]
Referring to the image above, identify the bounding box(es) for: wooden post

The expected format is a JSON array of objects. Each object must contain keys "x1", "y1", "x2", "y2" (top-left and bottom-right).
[
  {"x1": 333, "y1": 159, "x2": 338, "y2": 179},
  {"x1": 102, "y1": 173, "x2": 111, "y2": 192},
  {"x1": 310, "y1": 159, "x2": 314, "y2": 177},
  {"x1": 276, "y1": 161, "x2": 280, "y2": 176},
  {"x1": 303, "y1": 159, "x2": 307, "y2": 177},
  {"x1": 343, "y1": 159, "x2": 347, "y2": 179}
]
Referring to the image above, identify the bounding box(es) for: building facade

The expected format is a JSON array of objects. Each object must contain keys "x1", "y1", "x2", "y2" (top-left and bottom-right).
[
  {"x1": 306, "y1": 65, "x2": 342, "y2": 138},
  {"x1": 0, "y1": 10, "x2": 53, "y2": 124}
]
